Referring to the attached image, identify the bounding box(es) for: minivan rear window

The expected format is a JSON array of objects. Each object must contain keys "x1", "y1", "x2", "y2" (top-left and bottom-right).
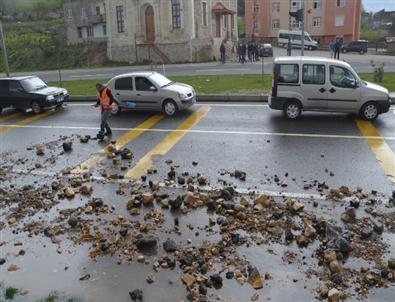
[
  {"x1": 115, "y1": 77, "x2": 133, "y2": 90},
  {"x1": 278, "y1": 64, "x2": 299, "y2": 84},
  {"x1": 303, "y1": 64, "x2": 325, "y2": 85}
]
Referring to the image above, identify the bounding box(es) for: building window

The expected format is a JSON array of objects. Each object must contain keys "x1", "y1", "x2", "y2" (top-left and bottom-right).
[
  {"x1": 81, "y1": 7, "x2": 86, "y2": 18},
  {"x1": 272, "y1": 19, "x2": 280, "y2": 29},
  {"x1": 272, "y1": 3, "x2": 280, "y2": 13},
  {"x1": 103, "y1": 24, "x2": 107, "y2": 35},
  {"x1": 335, "y1": 15, "x2": 344, "y2": 26},
  {"x1": 116, "y1": 5, "x2": 125, "y2": 33},
  {"x1": 336, "y1": 0, "x2": 346, "y2": 7},
  {"x1": 67, "y1": 8, "x2": 73, "y2": 19},
  {"x1": 292, "y1": 19, "x2": 301, "y2": 29},
  {"x1": 96, "y1": 6, "x2": 101, "y2": 15},
  {"x1": 291, "y1": 0, "x2": 302, "y2": 10},
  {"x1": 253, "y1": 3, "x2": 260, "y2": 13},
  {"x1": 202, "y1": 2, "x2": 207, "y2": 27},
  {"x1": 313, "y1": 0, "x2": 321, "y2": 9},
  {"x1": 253, "y1": 20, "x2": 259, "y2": 29},
  {"x1": 87, "y1": 26, "x2": 93, "y2": 37},
  {"x1": 77, "y1": 27, "x2": 82, "y2": 38},
  {"x1": 313, "y1": 17, "x2": 321, "y2": 27},
  {"x1": 171, "y1": 0, "x2": 181, "y2": 29},
  {"x1": 231, "y1": 15, "x2": 234, "y2": 29}
]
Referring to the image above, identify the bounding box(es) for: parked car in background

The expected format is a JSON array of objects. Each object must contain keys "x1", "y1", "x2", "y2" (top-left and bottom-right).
[
  {"x1": 269, "y1": 56, "x2": 390, "y2": 120},
  {"x1": 277, "y1": 30, "x2": 318, "y2": 50},
  {"x1": 106, "y1": 72, "x2": 196, "y2": 116},
  {"x1": 260, "y1": 43, "x2": 273, "y2": 57},
  {"x1": 0, "y1": 76, "x2": 68, "y2": 114},
  {"x1": 341, "y1": 40, "x2": 368, "y2": 54}
]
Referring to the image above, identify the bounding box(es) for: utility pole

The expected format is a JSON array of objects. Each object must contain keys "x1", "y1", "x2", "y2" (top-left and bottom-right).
[
  {"x1": 0, "y1": 19, "x2": 10, "y2": 76},
  {"x1": 301, "y1": 0, "x2": 305, "y2": 56}
]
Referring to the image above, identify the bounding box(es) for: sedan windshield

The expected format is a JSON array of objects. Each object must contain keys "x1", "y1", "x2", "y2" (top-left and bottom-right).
[
  {"x1": 20, "y1": 77, "x2": 47, "y2": 92},
  {"x1": 149, "y1": 73, "x2": 173, "y2": 88}
]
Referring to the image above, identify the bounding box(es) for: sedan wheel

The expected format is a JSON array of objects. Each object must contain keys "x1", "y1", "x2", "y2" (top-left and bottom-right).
[
  {"x1": 31, "y1": 101, "x2": 42, "y2": 114},
  {"x1": 361, "y1": 103, "x2": 379, "y2": 120},
  {"x1": 163, "y1": 100, "x2": 178, "y2": 116},
  {"x1": 284, "y1": 102, "x2": 302, "y2": 120}
]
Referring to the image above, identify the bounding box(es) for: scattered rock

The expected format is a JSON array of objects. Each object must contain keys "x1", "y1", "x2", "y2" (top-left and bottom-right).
[
  {"x1": 234, "y1": 170, "x2": 246, "y2": 181},
  {"x1": 137, "y1": 237, "x2": 157, "y2": 251},
  {"x1": 329, "y1": 261, "x2": 341, "y2": 274},
  {"x1": 248, "y1": 268, "x2": 263, "y2": 289},
  {"x1": 178, "y1": 176, "x2": 186, "y2": 185},
  {"x1": 210, "y1": 274, "x2": 223, "y2": 288},
  {"x1": 181, "y1": 273, "x2": 195, "y2": 288},
  {"x1": 361, "y1": 225, "x2": 373, "y2": 239},
  {"x1": 129, "y1": 289, "x2": 143, "y2": 301},
  {"x1": 64, "y1": 187, "x2": 75, "y2": 198},
  {"x1": 324, "y1": 249, "x2": 337, "y2": 263},
  {"x1": 81, "y1": 185, "x2": 93, "y2": 195},
  {"x1": 7, "y1": 264, "x2": 19, "y2": 271},
  {"x1": 67, "y1": 216, "x2": 79, "y2": 228},
  {"x1": 388, "y1": 258, "x2": 395, "y2": 270},
  {"x1": 0, "y1": 258, "x2": 6, "y2": 265},
  {"x1": 254, "y1": 194, "x2": 270, "y2": 207},
  {"x1": 142, "y1": 192, "x2": 154, "y2": 205},
  {"x1": 163, "y1": 239, "x2": 177, "y2": 253},
  {"x1": 20, "y1": 288, "x2": 29, "y2": 296},
  {"x1": 250, "y1": 293, "x2": 259, "y2": 301},
  {"x1": 197, "y1": 175, "x2": 207, "y2": 185},
  {"x1": 137, "y1": 255, "x2": 145, "y2": 263},
  {"x1": 146, "y1": 274, "x2": 155, "y2": 284},
  {"x1": 373, "y1": 221, "x2": 384, "y2": 234},
  {"x1": 79, "y1": 274, "x2": 91, "y2": 281},
  {"x1": 36, "y1": 147, "x2": 44, "y2": 156},
  {"x1": 327, "y1": 288, "x2": 341, "y2": 302},
  {"x1": 8, "y1": 217, "x2": 16, "y2": 225},
  {"x1": 119, "y1": 228, "x2": 128, "y2": 237},
  {"x1": 62, "y1": 141, "x2": 73, "y2": 152}
]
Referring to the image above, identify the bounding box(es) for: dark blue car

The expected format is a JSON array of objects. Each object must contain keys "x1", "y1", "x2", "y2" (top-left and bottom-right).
[{"x1": 260, "y1": 43, "x2": 273, "y2": 57}]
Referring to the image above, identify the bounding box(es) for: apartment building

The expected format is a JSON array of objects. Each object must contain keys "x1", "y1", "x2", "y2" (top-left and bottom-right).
[
  {"x1": 63, "y1": 0, "x2": 107, "y2": 43},
  {"x1": 245, "y1": 0, "x2": 361, "y2": 44}
]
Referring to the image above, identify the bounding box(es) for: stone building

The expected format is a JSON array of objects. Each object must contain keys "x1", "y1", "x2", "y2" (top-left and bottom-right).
[
  {"x1": 105, "y1": 0, "x2": 237, "y2": 63},
  {"x1": 63, "y1": 0, "x2": 107, "y2": 44}
]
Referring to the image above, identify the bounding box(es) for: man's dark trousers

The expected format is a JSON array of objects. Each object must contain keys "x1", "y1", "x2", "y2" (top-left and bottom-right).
[{"x1": 100, "y1": 109, "x2": 112, "y2": 134}]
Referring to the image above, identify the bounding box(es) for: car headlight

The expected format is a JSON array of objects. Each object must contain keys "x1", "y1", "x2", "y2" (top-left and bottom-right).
[
  {"x1": 47, "y1": 95, "x2": 54, "y2": 101},
  {"x1": 178, "y1": 92, "x2": 188, "y2": 99},
  {"x1": 63, "y1": 89, "x2": 68, "y2": 95}
]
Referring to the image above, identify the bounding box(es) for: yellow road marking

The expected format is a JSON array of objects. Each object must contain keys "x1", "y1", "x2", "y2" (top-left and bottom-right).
[
  {"x1": 0, "y1": 112, "x2": 23, "y2": 123},
  {"x1": 125, "y1": 106, "x2": 211, "y2": 179},
  {"x1": 71, "y1": 113, "x2": 164, "y2": 174},
  {"x1": 0, "y1": 111, "x2": 56, "y2": 134},
  {"x1": 355, "y1": 119, "x2": 395, "y2": 183}
]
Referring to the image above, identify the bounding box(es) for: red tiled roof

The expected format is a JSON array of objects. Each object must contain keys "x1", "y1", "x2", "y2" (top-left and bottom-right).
[{"x1": 212, "y1": 2, "x2": 236, "y2": 15}]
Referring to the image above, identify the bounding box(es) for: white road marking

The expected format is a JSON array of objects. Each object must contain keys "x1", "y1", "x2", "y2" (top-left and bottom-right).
[
  {"x1": 2, "y1": 123, "x2": 395, "y2": 141},
  {"x1": 10, "y1": 168, "x2": 325, "y2": 200},
  {"x1": 195, "y1": 68, "x2": 249, "y2": 72}
]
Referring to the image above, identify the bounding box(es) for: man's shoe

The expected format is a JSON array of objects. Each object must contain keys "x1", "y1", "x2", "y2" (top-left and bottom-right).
[
  {"x1": 105, "y1": 131, "x2": 112, "y2": 136},
  {"x1": 96, "y1": 132, "x2": 105, "y2": 140}
]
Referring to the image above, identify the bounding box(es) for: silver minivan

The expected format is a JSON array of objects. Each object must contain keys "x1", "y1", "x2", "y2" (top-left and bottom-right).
[
  {"x1": 106, "y1": 72, "x2": 196, "y2": 116},
  {"x1": 269, "y1": 57, "x2": 391, "y2": 120}
]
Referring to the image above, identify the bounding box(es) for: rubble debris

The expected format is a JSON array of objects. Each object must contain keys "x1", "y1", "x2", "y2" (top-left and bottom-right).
[
  {"x1": 129, "y1": 289, "x2": 143, "y2": 301},
  {"x1": 62, "y1": 141, "x2": 73, "y2": 152},
  {"x1": 79, "y1": 274, "x2": 91, "y2": 281},
  {"x1": 248, "y1": 268, "x2": 263, "y2": 289}
]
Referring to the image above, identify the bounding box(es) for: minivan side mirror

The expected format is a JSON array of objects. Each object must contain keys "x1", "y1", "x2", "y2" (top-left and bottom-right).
[{"x1": 149, "y1": 86, "x2": 157, "y2": 92}]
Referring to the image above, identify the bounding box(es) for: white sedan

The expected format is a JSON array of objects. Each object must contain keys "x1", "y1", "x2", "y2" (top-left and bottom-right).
[{"x1": 106, "y1": 72, "x2": 196, "y2": 116}]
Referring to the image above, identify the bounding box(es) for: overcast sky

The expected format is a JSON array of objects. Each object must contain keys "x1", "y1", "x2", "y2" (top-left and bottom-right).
[{"x1": 363, "y1": 0, "x2": 395, "y2": 12}]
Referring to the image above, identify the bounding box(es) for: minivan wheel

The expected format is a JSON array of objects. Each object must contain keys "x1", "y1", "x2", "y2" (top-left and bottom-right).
[
  {"x1": 284, "y1": 101, "x2": 302, "y2": 120},
  {"x1": 111, "y1": 102, "x2": 122, "y2": 116},
  {"x1": 31, "y1": 101, "x2": 42, "y2": 114},
  {"x1": 163, "y1": 99, "x2": 178, "y2": 116},
  {"x1": 360, "y1": 50, "x2": 365, "y2": 55},
  {"x1": 360, "y1": 102, "x2": 379, "y2": 120},
  {"x1": 307, "y1": 46, "x2": 312, "y2": 50}
]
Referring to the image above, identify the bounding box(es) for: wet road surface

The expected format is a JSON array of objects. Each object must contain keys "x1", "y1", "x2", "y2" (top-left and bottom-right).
[{"x1": 1, "y1": 103, "x2": 395, "y2": 301}]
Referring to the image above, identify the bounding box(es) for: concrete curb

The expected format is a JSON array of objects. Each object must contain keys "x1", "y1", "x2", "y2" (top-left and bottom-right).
[{"x1": 69, "y1": 94, "x2": 395, "y2": 104}]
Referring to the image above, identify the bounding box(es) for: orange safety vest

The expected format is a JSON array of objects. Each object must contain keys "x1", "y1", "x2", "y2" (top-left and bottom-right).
[{"x1": 97, "y1": 87, "x2": 112, "y2": 110}]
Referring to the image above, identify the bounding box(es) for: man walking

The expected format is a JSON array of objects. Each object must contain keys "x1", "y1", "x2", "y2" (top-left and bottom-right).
[
  {"x1": 94, "y1": 83, "x2": 115, "y2": 140},
  {"x1": 220, "y1": 42, "x2": 226, "y2": 64},
  {"x1": 334, "y1": 39, "x2": 341, "y2": 60}
]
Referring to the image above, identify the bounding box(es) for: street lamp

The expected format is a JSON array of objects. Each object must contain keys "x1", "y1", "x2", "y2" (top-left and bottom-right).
[
  {"x1": 0, "y1": 18, "x2": 10, "y2": 76},
  {"x1": 289, "y1": 1, "x2": 305, "y2": 56}
]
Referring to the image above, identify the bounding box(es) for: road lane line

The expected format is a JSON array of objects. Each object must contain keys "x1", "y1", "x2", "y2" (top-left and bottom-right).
[
  {"x1": 355, "y1": 119, "x2": 395, "y2": 183},
  {"x1": 0, "y1": 110, "x2": 57, "y2": 134},
  {"x1": 3, "y1": 123, "x2": 395, "y2": 141},
  {"x1": 71, "y1": 113, "x2": 164, "y2": 174},
  {"x1": 125, "y1": 105, "x2": 211, "y2": 179},
  {"x1": 0, "y1": 112, "x2": 23, "y2": 123}
]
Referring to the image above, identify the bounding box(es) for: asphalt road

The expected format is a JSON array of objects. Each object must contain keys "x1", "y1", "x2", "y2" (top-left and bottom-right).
[
  {"x1": 1, "y1": 103, "x2": 395, "y2": 301},
  {"x1": 1, "y1": 102, "x2": 394, "y2": 195},
  {"x1": 1, "y1": 48, "x2": 395, "y2": 81}
]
